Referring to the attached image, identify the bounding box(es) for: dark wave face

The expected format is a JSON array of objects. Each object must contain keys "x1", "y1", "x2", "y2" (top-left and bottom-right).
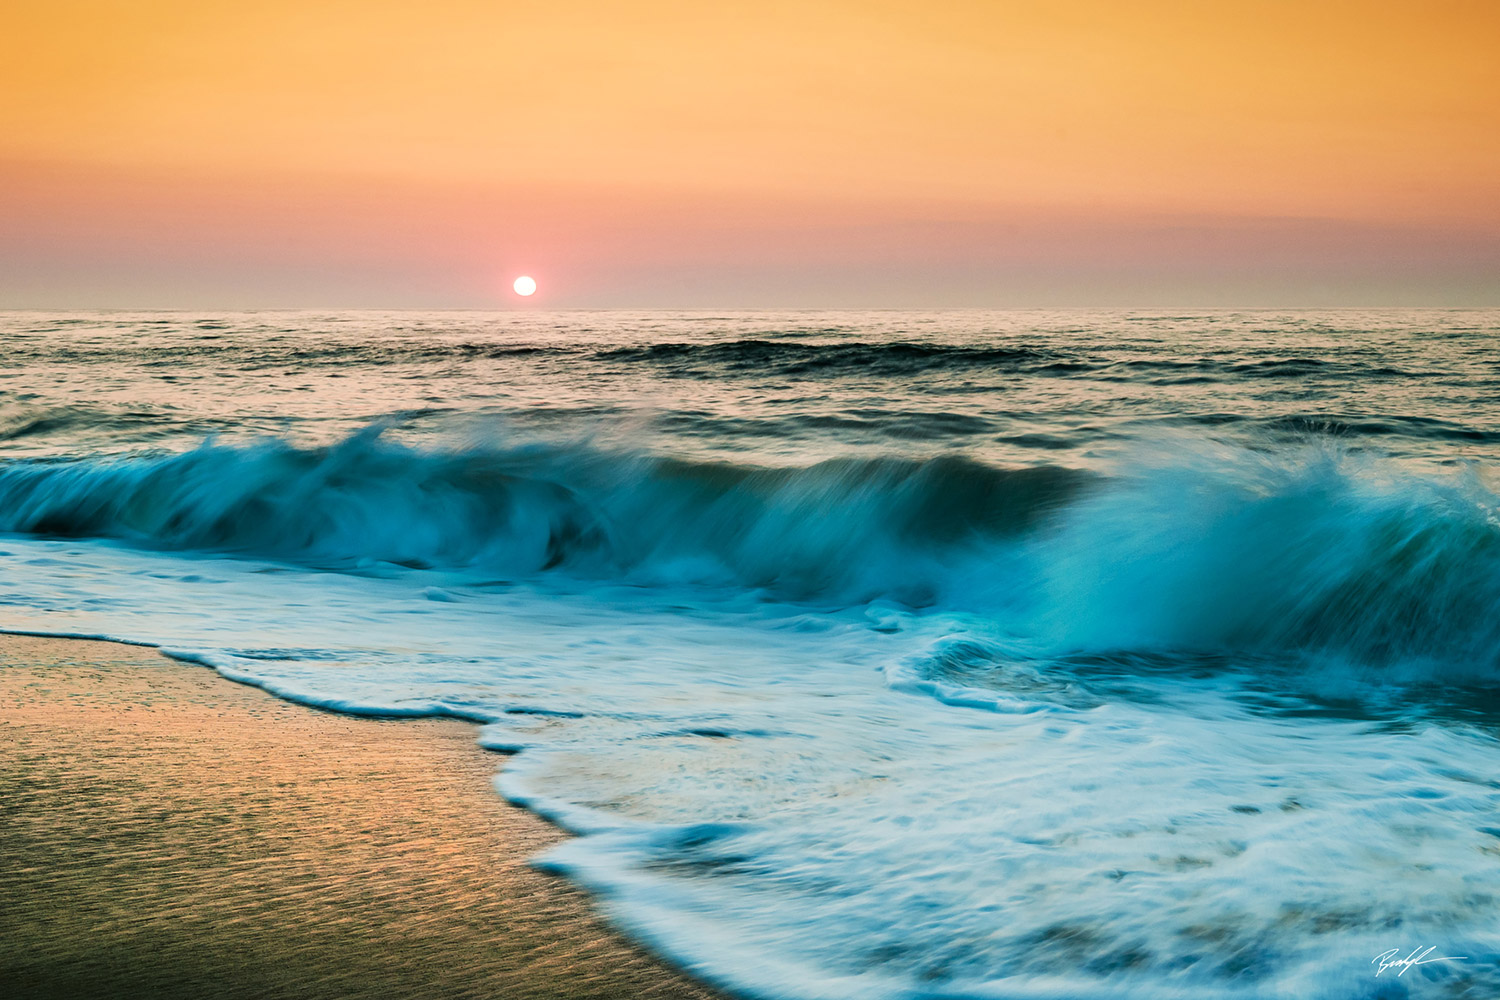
[{"x1": 0, "y1": 430, "x2": 1084, "y2": 598}]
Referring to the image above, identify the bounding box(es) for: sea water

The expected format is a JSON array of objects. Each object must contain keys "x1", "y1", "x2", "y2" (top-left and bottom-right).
[{"x1": 1, "y1": 310, "x2": 1497, "y2": 998}]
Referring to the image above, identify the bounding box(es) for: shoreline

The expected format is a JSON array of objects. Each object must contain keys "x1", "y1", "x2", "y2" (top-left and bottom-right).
[{"x1": 0, "y1": 632, "x2": 722, "y2": 1000}]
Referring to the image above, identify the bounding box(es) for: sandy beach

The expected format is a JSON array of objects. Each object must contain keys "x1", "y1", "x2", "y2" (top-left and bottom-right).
[{"x1": 0, "y1": 633, "x2": 721, "y2": 1000}]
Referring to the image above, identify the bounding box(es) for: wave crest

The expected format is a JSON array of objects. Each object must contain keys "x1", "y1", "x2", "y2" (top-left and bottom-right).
[
  {"x1": 0, "y1": 430, "x2": 1083, "y2": 601},
  {"x1": 3, "y1": 429, "x2": 1499, "y2": 677},
  {"x1": 1029, "y1": 448, "x2": 1500, "y2": 677}
]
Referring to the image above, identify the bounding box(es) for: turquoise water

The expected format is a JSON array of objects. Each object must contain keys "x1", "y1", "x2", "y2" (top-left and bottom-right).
[{"x1": 1, "y1": 309, "x2": 1497, "y2": 998}]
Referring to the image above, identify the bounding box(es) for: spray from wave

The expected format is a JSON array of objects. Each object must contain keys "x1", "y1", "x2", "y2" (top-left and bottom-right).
[{"x1": 1025, "y1": 443, "x2": 1500, "y2": 679}]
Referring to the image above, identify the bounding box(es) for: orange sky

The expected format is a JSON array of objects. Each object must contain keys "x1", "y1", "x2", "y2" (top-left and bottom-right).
[{"x1": 2, "y1": 0, "x2": 1497, "y2": 306}]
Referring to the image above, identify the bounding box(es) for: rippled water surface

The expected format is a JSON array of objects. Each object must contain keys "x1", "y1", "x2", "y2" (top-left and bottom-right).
[{"x1": 5, "y1": 309, "x2": 1500, "y2": 467}]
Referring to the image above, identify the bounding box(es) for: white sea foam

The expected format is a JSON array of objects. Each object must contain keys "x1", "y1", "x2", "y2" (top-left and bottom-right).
[{"x1": 2, "y1": 533, "x2": 1495, "y2": 999}]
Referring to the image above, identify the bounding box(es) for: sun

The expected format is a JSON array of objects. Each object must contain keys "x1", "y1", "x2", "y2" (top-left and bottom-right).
[{"x1": 513, "y1": 275, "x2": 537, "y2": 296}]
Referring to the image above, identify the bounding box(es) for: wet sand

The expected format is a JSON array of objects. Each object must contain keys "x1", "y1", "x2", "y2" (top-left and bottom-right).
[{"x1": 0, "y1": 634, "x2": 721, "y2": 1000}]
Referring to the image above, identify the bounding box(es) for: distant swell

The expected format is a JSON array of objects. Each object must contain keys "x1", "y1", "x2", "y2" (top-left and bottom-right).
[
  {"x1": 592, "y1": 339, "x2": 1067, "y2": 376},
  {"x1": 588, "y1": 339, "x2": 1436, "y2": 384},
  {"x1": 2, "y1": 428, "x2": 1499, "y2": 677}
]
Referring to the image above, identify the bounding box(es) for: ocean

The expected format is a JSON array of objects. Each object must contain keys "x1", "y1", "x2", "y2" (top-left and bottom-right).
[{"x1": 2, "y1": 309, "x2": 1497, "y2": 998}]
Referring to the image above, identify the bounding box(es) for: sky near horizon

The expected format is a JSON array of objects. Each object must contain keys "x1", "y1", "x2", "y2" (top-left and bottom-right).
[{"x1": 2, "y1": 0, "x2": 1497, "y2": 308}]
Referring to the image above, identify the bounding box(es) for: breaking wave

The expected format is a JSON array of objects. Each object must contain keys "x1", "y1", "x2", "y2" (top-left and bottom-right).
[{"x1": 1, "y1": 428, "x2": 1498, "y2": 677}]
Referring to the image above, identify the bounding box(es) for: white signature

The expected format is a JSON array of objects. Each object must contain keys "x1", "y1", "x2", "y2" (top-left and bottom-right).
[{"x1": 1372, "y1": 946, "x2": 1467, "y2": 977}]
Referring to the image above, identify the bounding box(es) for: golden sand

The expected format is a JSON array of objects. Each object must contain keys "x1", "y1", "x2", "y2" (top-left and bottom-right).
[{"x1": 0, "y1": 634, "x2": 720, "y2": 1000}]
